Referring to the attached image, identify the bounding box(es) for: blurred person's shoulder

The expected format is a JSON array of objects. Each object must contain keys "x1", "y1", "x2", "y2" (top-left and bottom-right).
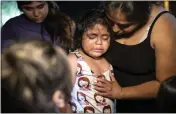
[{"x1": 3, "y1": 14, "x2": 24, "y2": 26}]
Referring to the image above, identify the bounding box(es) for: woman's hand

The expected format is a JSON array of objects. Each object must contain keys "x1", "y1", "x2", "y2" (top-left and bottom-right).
[{"x1": 93, "y1": 73, "x2": 123, "y2": 99}]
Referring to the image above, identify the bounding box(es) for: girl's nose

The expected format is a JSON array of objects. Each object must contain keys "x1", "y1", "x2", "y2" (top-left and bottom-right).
[{"x1": 96, "y1": 38, "x2": 102, "y2": 45}]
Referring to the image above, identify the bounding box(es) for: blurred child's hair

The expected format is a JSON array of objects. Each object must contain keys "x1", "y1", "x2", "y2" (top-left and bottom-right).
[{"x1": 1, "y1": 40, "x2": 73, "y2": 112}]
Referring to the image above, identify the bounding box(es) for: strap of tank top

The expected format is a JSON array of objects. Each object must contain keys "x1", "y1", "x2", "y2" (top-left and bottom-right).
[
  {"x1": 71, "y1": 49, "x2": 83, "y2": 59},
  {"x1": 139, "y1": 10, "x2": 170, "y2": 43}
]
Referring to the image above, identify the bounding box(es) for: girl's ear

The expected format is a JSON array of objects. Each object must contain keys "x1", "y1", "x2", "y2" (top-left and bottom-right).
[
  {"x1": 52, "y1": 90, "x2": 73, "y2": 113},
  {"x1": 52, "y1": 90, "x2": 65, "y2": 108}
]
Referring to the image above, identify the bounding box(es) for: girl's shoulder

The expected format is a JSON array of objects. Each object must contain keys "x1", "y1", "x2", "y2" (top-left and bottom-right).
[{"x1": 69, "y1": 49, "x2": 83, "y2": 59}]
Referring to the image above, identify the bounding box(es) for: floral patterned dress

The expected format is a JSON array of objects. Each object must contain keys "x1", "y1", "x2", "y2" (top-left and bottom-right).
[{"x1": 69, "y1": 50, "x2": 114, "y2": 113}]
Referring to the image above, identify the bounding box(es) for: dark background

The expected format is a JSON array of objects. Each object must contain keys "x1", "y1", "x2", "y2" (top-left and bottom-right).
[
  {"x1": 169, "y1": 1, "x2": 176, "y2": 17},
  {"x1": 56, "y1": 1, "x2": 101, "y2": 21},
  {"x1": 56, "y1": 1, "x2": 176, "y2": 21}
]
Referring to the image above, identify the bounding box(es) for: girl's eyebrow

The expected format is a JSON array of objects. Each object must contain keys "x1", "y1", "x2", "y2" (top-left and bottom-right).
[
  {"x1": 102, "y1": 34, "x2": 110, "y2": 36},
  {"x1": 87, "y1": 33, "x2": 98, "y2": 36}
]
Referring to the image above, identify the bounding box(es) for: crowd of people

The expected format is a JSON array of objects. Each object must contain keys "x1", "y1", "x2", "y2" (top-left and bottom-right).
[{"x1": 1, "y1": 1, "x2": 176, "y2": 113}]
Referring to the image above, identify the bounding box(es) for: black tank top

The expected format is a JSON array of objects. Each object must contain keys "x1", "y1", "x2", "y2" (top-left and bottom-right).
[
  {"x1": 105, "y1": 11, "x2": 170, "y2": 87},
  {"x1": 105, "y1": 11, "x2": 170, "y2": 113}
]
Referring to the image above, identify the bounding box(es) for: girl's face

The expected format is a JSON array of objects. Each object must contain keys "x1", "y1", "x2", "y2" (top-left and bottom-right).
[
  {"x1": 79, "y1": 80, "x2": 89, "y2": 88},
  {"x1": 78, "y1": 94, "x2": 85, "y2": 101},
  {"x1": 72, "y1": 106, "x2": 76, "y2": 112},
  {"x1": 96, "y1": 95, "x2": 104, "y2": 103},
  {"x1": 81, "y1": 24, "x2": 110, "y2": 59},
  {"x1": 86, "y1": 109, "x2": 94, "y2": 113},
  {"x1": 104, "y1": 108, "x2": 111, "y2": 113}
]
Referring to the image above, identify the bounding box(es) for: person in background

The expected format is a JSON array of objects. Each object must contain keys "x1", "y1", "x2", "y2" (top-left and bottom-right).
[
  {"x1": 1, "y1": 1, "x2": 75, "y2": 53},
  {"x1": 68, "y1": 9, "x2": 115, "y2": 113},
  {"x1": 1, "y1": 40, "x2": 73, "y2": 113},
  {"x1": 157, "y1": 75, "x2": 176, "y2": 113},
  {"x1": 93, "y1": 1, "x2": 176, "y2": 112}
]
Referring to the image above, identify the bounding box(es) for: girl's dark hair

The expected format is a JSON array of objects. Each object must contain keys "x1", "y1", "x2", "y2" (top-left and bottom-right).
[
  {"x1": 157, "y1": 75, "x2": 176, "y2": 112},
  {"x1": 16, "y1": 1, "x2": 74, "y2": 53},
  {"x1": 74, "y1": 9, "x2": 112, "y2": 49},
  {"x1": 101, "y1": 1, "x2": 162, "y2": 24},
  {"x1": 1, "y1": 40, "x2": 73, "y2": 112}
]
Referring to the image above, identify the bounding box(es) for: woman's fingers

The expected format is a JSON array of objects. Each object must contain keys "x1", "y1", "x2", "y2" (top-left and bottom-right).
[
  {"x1": 96, "y1": 78, "x2": 112, "y2": 84},
  {"x1": 93, "y1": 78, "x2": 112, "y2": 89},
  {"x1": 94, "y1": 82, "x2": 112, "y2": 91},
  {"x1": 96, "y1": 92, "x2": 110, "y2": 98},
  {"x1": 110, "y1": 72, "x2": 117, "y2": 82},
  {"x1": 94, "y1": 86, "x2": 108, "y2": 92},
  {"x1": 93, "y1": 78, "x2": 113, "y2": 97}
]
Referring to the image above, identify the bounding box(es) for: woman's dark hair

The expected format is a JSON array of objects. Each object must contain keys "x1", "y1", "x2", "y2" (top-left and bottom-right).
[
  {"x1": 74, "y1": 9, "x2": 112, "y2": 49},
  {"x1": 100, "y1": 1, "x2": 162, "y2": 24},
  {"x1": 157, "y1": 75, "x2": 176, "y2": 113},
  {"x1": 44, "y1": 11, "x2": 75, "y2": 53},
  {"x1": 16, "y1": 1, "x2": 74, "y2": 53},
  {"x1": 1, "y1": 40, "x2": 73, "y2": 112}
]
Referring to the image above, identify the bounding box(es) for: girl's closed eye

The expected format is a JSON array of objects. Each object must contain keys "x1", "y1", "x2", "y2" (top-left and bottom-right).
[
  {"x1": 88, "y1": 34, "x2": 97, "y2": 39},
  {"x1": 102, "y1": 35, "x2": 110, "y2": 40}
]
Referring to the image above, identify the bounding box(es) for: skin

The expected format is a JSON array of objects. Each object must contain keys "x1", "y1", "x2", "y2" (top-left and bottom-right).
[
  {"x1": 21, "y1": 1, "x2": 49, "y2": 23},
  {"x1": 93, "y1": 4, "x2": 176, "y2": 99},
  {"x1": 106, "y1": 9, "x2": 139, "y2": 36},
  {"x1": 52, "y1": 90, "x2": 72, "y2": 113},
  {"x1": 81, "y1": 24, "x2": 110, "y2": 59},
  {"x1": 68, "y1": 24, "x2": 111, "y2": 84}
]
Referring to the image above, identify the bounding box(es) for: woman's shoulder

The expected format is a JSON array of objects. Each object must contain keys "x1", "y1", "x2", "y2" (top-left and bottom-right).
[
  {"x1": 150, "y1": 7, "x2": 176, "y2": 47},
  {"x1": 150, "y1": 5, "x2": 175, "y2": 28},
  {"x1": 2, "y1": 14, "x2": 23, "y2": 29},
  {"x1": 5, "y1": 14, "x2": 24, "y2": 24},
  {"x1": 151, "y1": 5, "x2": 176, "y2": 30}
]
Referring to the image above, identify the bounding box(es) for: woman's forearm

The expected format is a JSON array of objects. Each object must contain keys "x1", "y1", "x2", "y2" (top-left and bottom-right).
[{"x1": 120, "y1": 80, "x2": 160, "y2": 99}]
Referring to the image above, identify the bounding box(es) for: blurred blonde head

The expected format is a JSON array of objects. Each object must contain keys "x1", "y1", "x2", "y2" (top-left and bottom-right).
[{"x1": 2, "y1": 40, "x2": 73, "y2": 112}]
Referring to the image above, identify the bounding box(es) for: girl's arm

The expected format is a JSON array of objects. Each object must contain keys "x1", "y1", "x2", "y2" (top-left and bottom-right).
[{"x1": 68, "y1": 53, "x2": 78, "y2": 85}]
